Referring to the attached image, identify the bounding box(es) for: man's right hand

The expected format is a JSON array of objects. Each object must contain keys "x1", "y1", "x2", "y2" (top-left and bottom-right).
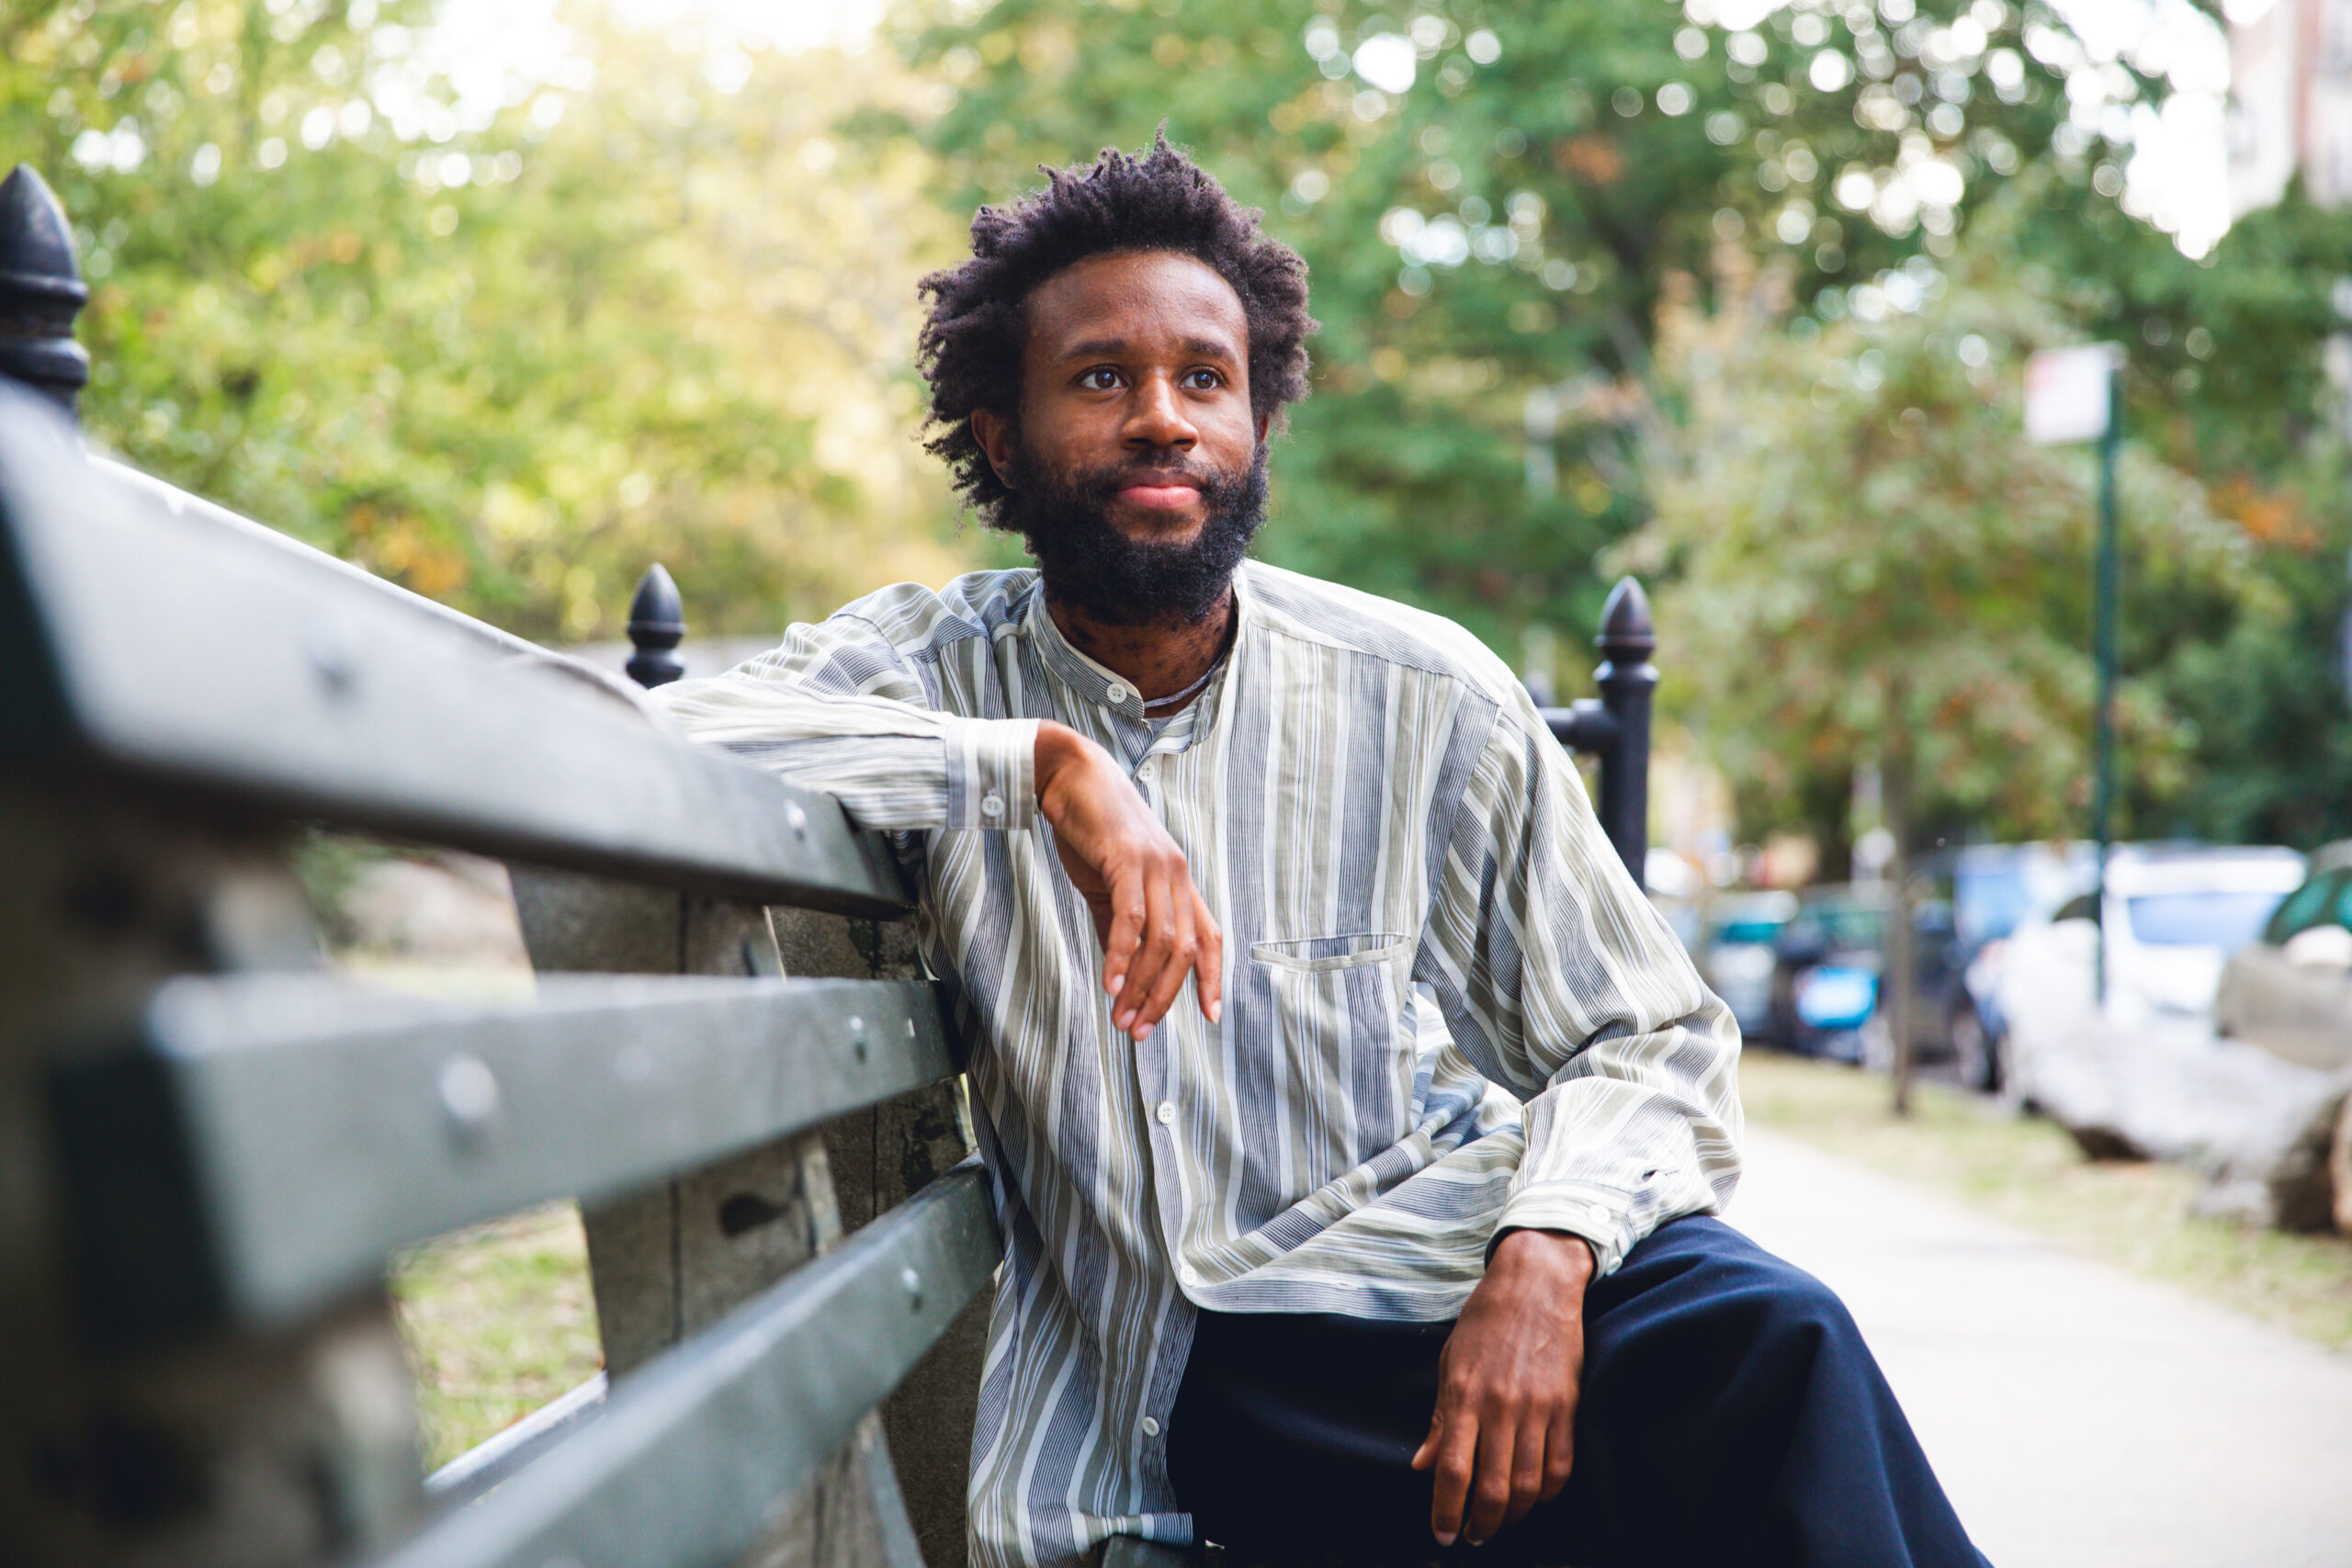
[{"x1": 1034, "y1": 720, "x2": 1223, "y2": 1041}]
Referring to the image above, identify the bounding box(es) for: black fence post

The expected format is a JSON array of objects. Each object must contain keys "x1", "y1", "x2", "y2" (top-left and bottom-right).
[
  {"x1": 1535, "y1": 576, "x2": 1657, "y2": 892},
  {"x1": 1591, "y1": 577, "x2": 1657, "y2": 888},
  {"x1": 626, "y1": 562, "x2": 685, "y2": 688},
  {"x1": 0, "y1": 164, "x2": 89, "y2": 419}
]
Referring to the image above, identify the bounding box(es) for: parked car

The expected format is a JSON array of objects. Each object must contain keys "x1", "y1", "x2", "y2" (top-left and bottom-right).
[
  {"x1": 2214, "y1": 841, "x2": 2352, "y2": 1071},
  {"x1": 1929, "y1": 842, "x2": 2098, "y2": 1089},
  {"x1": 1764, "y1": 885, "x2": 1960, "y2": 1065},
  {"x1": 1696, "y1": 890, "x2": 1798, "y2": 1042},
  {"x1": 1992, "y1": 843, "x2": 2307, "y2": 1045}
]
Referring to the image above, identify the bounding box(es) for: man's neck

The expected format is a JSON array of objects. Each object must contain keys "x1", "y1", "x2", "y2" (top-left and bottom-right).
[{"x1": 1046, "y1": 581, "x2": 1238, "y2": 710}]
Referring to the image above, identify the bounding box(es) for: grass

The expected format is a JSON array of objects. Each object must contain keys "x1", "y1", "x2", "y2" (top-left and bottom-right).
[
  {"x1": 1741, "y1": 1048, "x2": 2352, "y2": 1353},
  {"x1": 390, "y1": 1202, "x2": 605, "y2": 1472}
]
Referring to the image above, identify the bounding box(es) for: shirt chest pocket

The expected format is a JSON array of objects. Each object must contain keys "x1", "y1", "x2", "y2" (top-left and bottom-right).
[
  {"x1": 1245, "y1": 933, "x2": 1417, "y2": 1180},
  {"x1": 1248, "y1": 933, "x2": 1411, "y2": 974}
]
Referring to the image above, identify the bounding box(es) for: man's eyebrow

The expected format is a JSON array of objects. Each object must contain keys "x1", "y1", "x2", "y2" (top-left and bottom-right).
[{"x1": 1055, "y1": 333, "x2": 1243, "y2": 362}]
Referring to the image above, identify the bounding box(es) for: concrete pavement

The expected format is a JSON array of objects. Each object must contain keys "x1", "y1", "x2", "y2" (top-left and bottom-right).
[{"x1": 1725, "y1": 1126, "x2": 2352, "y2": 1568}]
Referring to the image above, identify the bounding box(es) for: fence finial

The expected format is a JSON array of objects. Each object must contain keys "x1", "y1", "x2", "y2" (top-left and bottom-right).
[
  {"x1": 1595, "y1": 576, "x2": 1657, "y2": 666},
  {"x1": 1592, "y1": 576, "x2": 1657, "y2": 891},
  {"x1": 626, "y1": 563, "x2": 686, "y2": 688},
  {"x1": 0, "y1": 164, "x2": 91, "y2": 419}
]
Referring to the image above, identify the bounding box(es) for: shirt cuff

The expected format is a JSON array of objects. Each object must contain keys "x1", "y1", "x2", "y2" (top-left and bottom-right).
[
  {"x1": 1491, "y1": 1184, "x2": 1634, "y2": 1278},
  {"x1": 944, "y1": 716, "x2": 1040, "y2": 830}
]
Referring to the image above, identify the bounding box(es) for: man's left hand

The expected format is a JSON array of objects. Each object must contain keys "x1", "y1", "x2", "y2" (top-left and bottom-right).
[{"x1": 1410, "y1": 1227, "x2": 1595, "y2": 1548}]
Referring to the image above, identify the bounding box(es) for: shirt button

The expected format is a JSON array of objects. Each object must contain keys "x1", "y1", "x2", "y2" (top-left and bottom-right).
[
  {"x1": 1140, "y1": 1416, "x2": 1162, "y2": 1438},
  {"x1": 1106, "y1": 682, "x2": 1129, "y2": 705},
  {"x1": 1588, "y1": 1203, "x2": 1611, "y2": 1228},
  {"x1": 1155, "y1": 1100, "x2": 1175, "y2": 1124},
  {"x1": 1136, "y1": 761, "x2": 1157, "y2": 784},
  {"x1": 1179, "y1": 1264, "x2": 1202, "y2": 1289},
  {"x1": 979, "y1": 792, "x2": 1004, "y2": 819}
]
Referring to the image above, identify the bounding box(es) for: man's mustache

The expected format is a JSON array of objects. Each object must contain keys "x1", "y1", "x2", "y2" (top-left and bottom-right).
[{"x1": 1074, "y1": 455, "x2": 1233, "y2": 495}]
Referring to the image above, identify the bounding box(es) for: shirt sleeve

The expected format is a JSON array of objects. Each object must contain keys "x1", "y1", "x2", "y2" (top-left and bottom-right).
[
  {"x1": 1415, "y1": 694, "x2": 1743, "y2": 1278},
  {"x1": 649, "y1": 610, "x2": 1040, "y2": 834}
]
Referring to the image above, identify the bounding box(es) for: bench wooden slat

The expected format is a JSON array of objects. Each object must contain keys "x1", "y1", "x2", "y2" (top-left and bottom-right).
[
  {"x1": 370, "y1": 1161, "x2": 998, "y2": 1568},
  {"x1": 49, "y1": 972, "x2": 958, "y2": 1338},
  {"x1": 0, "y1": 393, "x2": 909, "y2": 916}
]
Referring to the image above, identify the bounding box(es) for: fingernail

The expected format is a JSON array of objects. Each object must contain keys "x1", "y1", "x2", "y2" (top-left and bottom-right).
[
  {"x1": 1107, "y1": 975, "x2": 1125, "y2": 994},
  {"x1": 1115, "y1": 1010, "x2": 1133, "y2": 1030},
  {"x1": 1207, "y1": 999, "x2": 1223, "y2": 1023},
  {"x1": 1433, "y1": 1532, "x2": 1456, "y2": 1548}
]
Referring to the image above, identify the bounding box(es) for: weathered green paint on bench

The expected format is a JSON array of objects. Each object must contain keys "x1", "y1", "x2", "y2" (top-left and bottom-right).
[{"x1": 49, "y1": 972, "x2": 959, "y2": 1339}]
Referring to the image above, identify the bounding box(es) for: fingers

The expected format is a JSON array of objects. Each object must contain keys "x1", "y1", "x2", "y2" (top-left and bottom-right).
[
  {"x1": 1109, "y1": 856, "x2": 1222, "y2": 1043},
  {"x1": 1462, "y1": 1420, "x2": 1517, "y2": 1547},
  {"x1": 1129, "y1": 885, "x2": 1198, "y2": 1041},
  {"x1": 1410, "y1": 1409, "x2": 1441, "y2": 1473},
  {"x1": 1113, "y1": 866, "x2": 1181, "y2": 1038},
  {"x1": 1425, "y1": 1396, "x2": 1479, "y2": 1547},
  {"x1": 1540, "y1": 1402, "x2": 1576, "y2": 1505},
  {"x1": 1099, "y1": 861, "x2": 1146, "y2": 1010},
  {"x1": 1505, "y1": 1413, "x2": 1548, "y2": 1528},
  {"x1": 1043, "y1": 736, "x2": 1221, "y2": 1040},
  {"x1": 1193, "y1": 890, "x2": 1224, "y2": 1024}
]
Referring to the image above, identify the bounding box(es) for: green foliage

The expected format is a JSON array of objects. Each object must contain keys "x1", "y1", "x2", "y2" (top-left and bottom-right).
[
  {"x1": 876, "y1": 0, "x2": 2350, "y2": 851},
  {"x1": 1634, "y1": 237, "x2": 2253, "y2": 851},
  {"x1": 6, "y1": 0, "x2": 2345, "y2": 854},
  {"x1": 5, "y1": 0, "x2": 977, "y2": 641},
  {"x1": 879, "y1": 0, "x2": 2091, "y2": 651}
]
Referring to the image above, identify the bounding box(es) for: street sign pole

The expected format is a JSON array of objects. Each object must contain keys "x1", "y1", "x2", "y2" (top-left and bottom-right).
[
  {"x1": 2026, "y1": 342, "x2": 2125, "y2": 1013},
  {"x1": 2092, "y1": 363, "x2": 2121, "y2": 1009}
]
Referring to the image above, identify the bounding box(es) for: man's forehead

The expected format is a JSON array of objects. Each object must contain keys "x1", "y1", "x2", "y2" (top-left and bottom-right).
[{"x1": 1024, "y1": 251, "x2": 1248, "y2": 356}]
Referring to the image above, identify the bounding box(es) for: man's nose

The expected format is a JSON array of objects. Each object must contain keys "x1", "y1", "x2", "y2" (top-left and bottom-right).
[{"x1": 1123, "y1": 373, "x2": 1198, "y2": 452}]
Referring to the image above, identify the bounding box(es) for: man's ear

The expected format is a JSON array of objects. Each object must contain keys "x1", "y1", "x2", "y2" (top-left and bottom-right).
[
  {"x1": 970, "y1": 407, "x2": 1018, "y2": 490},
  {"x1": 1254, "y1": 410, "x2": 1272, "y2": 446}
]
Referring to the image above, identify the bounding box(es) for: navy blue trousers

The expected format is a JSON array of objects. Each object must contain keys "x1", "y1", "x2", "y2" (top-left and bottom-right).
[{"x1": 1165, "y1": 1217, "x2": 1989, "y2": 1568}]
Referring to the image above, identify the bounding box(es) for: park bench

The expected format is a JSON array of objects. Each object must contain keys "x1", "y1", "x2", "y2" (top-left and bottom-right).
[{"x1": 0, "y1": 162, "x2": 1656, "y2": 1568}]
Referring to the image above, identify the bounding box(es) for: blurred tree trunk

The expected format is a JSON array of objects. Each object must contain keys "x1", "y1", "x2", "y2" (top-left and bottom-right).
[{"x1": 1885, "y1": 707, "x2": 1917, "y2": 1119}]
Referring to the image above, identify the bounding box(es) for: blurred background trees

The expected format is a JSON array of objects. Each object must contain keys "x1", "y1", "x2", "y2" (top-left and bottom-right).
[
  {"x1": 4, "y1": 0, "x2": 966, "y2": 642},
  {"x1": 6, "y1": 0, "x2": 2348, "y2": 856}
]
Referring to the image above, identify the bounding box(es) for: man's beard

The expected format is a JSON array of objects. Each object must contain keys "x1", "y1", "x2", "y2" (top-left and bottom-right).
[{"x1": 1001, "y1": 444, "x2": 1269, "y2": 627}]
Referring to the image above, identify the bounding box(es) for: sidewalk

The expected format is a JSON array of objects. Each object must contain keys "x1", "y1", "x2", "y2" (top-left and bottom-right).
[{"x1": 1726, "y1": 1126, "x2": 2352, "y2": 1568}]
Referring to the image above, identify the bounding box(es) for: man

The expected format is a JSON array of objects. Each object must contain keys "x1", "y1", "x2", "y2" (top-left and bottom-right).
[{"x1": 657, "y1": 139, "x2": 1987, "y2": 1568}]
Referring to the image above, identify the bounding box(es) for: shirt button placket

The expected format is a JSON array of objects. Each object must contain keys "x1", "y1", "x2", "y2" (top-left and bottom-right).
[{"x1": 1139, "y1": 1416, "x2": 1161, "y2": 1438}]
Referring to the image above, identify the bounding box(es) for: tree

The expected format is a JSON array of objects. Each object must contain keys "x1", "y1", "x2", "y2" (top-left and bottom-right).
[
  {"x1": 1633, "y1": 234, "x2": 2255, "y2": 1102},
  {"x1": 4, "y1": 1, "x2": 976, "y2": 641},
  {"x1": 876, "y1": 0, "x2": 2153, "y2": 655}
]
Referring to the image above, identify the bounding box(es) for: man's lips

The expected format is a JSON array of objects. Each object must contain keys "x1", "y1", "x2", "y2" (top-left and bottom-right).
[
  {"x1": 1118, "y1": 483, "x2": 1202, "y2": 510},
  {"x1": 1113, "y1": 471, "x2": 1204, "y2": 511}
]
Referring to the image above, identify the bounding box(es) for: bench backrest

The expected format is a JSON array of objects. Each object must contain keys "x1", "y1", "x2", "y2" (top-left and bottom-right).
[{"x1": 0, "y1": 161, "x2": 994, "y2": 1568}]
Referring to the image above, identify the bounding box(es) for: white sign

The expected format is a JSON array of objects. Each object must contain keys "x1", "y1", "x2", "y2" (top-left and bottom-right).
[{"x1": 2025, "y1": 344, "x2": 2121, "y2": 445}]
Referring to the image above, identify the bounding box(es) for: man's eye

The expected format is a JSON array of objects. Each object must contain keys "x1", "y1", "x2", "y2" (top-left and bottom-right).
[
  {"x1": 1181, "y1": 369, "x2": 1225, "y2": 390},
  {"x1": 1079, "y1": 367, "x2": 1124, "y2": 390}
]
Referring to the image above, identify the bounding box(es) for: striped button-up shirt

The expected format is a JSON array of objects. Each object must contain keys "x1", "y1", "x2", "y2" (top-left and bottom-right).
[{"x1": 654, "y1": 561, "x2": 1741, "y2": 1568}]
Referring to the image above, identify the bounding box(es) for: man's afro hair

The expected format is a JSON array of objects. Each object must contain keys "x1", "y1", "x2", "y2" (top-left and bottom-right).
[{"x1": 916, "y1": 135, "x2": 1315, "y2": 525}]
